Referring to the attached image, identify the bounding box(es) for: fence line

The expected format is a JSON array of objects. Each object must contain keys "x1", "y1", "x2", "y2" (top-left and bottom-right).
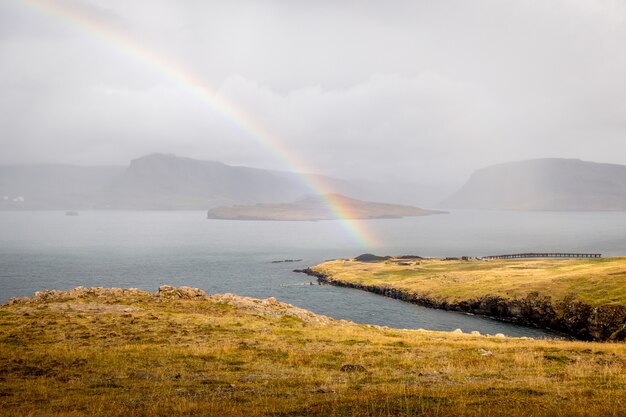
[{"x1": 483, "y1": 253, "x2": 601, "y2": 260}]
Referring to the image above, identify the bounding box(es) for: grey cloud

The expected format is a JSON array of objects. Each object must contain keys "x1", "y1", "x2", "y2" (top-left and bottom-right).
[{"x1": 1, "y1": 0, "x2": 625, "y2": 185}]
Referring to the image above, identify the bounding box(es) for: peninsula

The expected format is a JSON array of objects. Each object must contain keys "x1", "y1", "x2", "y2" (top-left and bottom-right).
[
  {"x1": 304, "y1": 255, "x2": 626, "y2": 341},
  {"x1": 1, "y1": 286, "x2": 624, "y2": 416},
  {"x1": 207, "y1": 193, "x2": 445, "y2": 221}
]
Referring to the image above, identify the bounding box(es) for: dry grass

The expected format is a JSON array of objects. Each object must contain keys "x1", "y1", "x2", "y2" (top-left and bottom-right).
[
  {"x1": 311, "y1": 257, "x2": 626, "y2": 305},
  {"x1": 0, "y1": 288, "x2": 625, "y2": 416}
]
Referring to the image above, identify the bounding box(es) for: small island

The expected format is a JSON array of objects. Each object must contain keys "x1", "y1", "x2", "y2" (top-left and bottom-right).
[
  {"x1": 207, "y1": 194, "x2": 445, "y2": 221},
  {"x1": 303, "y1": 255, "x2": 626, "y2": 341}
]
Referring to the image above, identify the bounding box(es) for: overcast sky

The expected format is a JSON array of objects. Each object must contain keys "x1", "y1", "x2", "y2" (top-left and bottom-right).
[{"x1": 1, "y1": 0, "x2": 625, "y2": 184}]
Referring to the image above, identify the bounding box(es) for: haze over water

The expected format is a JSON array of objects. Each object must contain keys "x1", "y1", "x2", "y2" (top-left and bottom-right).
[{"x1": 2, "y1": 209, "x2": 624, "y2": 338}]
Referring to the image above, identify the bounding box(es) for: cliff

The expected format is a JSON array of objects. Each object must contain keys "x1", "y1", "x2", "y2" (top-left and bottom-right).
[{"x1": 306, "y1": 256, "x2": 626, "y2": 341}]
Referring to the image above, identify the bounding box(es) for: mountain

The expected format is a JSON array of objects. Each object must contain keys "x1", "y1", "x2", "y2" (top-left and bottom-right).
[
  {"x1": 206, "y1": 194, "x2": 445, "y2": 220},
  {"x1": 110, "y1": 154, "x2": 460, "y2": 209},
  {"x1": 440, "y1": 158, "x2": 626, "y2": 211},
  {"x1": 0, "y1": 153, "x2": 447, "y2": 210},
  {"x1": 105, "y1": 154, "x2": 318, "y2": 209},
  {"x1": 106, "y1": 153, "x2": 414, "y2": 209}
]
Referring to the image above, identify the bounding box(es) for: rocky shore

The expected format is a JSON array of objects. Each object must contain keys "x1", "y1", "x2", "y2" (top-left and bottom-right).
[
  {"x1": 300, "y1": 268, "x2": 626, "y2": 341},
  {"x1": 4, "y1": 285, "x2": 336, "y2": 325}
]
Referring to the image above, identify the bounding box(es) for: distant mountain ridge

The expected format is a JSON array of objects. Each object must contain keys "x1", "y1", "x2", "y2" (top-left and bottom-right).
[
  {"x1": 106, "y1": 154, "x2": 317, "y2": 209},
  {"x1": 0, "y1": 153, "x2": 445, "y2": 210},
  {"x1": 440, "y1": 158, "x2": 626, "y2": 211}
]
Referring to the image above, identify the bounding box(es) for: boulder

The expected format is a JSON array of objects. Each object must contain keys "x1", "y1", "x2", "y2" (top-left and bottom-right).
[{"x1": 157, "y1": 285, "x2": 205, "y2": 299}]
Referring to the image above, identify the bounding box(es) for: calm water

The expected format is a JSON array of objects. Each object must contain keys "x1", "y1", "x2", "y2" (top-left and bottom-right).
[{"x1": 1, "y1": 210, "x2": 625, "y2": 338}]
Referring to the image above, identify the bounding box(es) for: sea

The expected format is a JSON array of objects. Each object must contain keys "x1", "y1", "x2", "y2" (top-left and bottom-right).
[{"x1": 1, "y1": 210, "x2": 625, "y2": 338}]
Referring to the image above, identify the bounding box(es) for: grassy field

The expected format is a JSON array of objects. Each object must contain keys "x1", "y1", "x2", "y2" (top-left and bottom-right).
[
  {"x1": 310, "y1": 257, "x2": 626, "y2": 306},
  {"x1": 0, "y1": 286, "x2": 625, "y2": 416}
]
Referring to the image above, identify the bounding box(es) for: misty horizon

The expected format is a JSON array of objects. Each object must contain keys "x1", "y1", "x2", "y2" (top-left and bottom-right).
[
  {"x1": 2, "y1": 1, "x2": 626, "y2": 185},
  {"x1": 1, "y1": 152, "x2": 625, "y2": 187}
]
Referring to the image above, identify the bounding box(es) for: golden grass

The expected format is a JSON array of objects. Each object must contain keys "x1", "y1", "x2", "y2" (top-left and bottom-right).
[
  {"x1": 311, "y1": 257, "x2": 626, "y2": 305},
  {"x1": 0, "y1": 289, "x2": 625, "y2": 416}
]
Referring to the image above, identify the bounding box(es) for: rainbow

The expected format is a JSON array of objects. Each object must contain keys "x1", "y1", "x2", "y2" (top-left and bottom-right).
[{"x1": 14, "y1": 0, "x2": 377, "y2": 247}]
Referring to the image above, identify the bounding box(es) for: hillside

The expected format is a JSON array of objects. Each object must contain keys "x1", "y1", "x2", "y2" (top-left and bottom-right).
[
  {"x1": 307, "y1": 256, "x2": 626, "y2": 341},
  {"x1": 0, "y1": 154, "x2": 365, "y2": 210},
  {"x1": 440, "y1": 158, "x2": 626, "y2": 210},
  {"x1": 1, "y1": 286, "x2": 624, "y2": 416},
  {"x1": 207, "y1": 193, "x2": 445, "y2": 220},
  {"x1": 0, "y1": 154, "x2": 447, "y2": 210},
  {"x1": 106, "y1": 153, "x2": 317, "y2": 209}
]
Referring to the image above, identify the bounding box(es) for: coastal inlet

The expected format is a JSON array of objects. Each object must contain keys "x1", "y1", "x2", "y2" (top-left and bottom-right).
[{"x1": 300, "y1": 254, "x2": 626, "y2": 341}]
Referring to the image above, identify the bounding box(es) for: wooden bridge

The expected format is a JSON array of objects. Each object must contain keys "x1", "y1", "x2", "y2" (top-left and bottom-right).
[{"x1": 483, "y1": 253, "x2": 601, "y2": 260}]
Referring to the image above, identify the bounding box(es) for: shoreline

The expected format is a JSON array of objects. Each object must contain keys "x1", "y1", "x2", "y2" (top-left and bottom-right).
[{"x1": 299, "y1": 266, "x2": 626, "y2": 342}]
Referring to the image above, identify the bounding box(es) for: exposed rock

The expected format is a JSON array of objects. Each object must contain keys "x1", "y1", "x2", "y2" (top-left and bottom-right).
[
  {"x1": 587, "y1": 304, "x2": 626, "y2": 341},
  {"x1": 4, "y1": 287, "x2": 150, "y2": 305},
  {"x1": 558, "y1": 296, "x2": 592, "y2": 338},
  {"x1": 157, "y1": 285, "x2": 206, "y2": 299},
  {"x1": 478, "y1": 349, "x2": 493, "y2": 356},
  {"x1": 4, "y1": 287, "x2": 339, "y2": 329},
  {"x1": 340, "y1": 364, "x2": 366, "y2": 373},
  {"x1": 271, "y1": 259, "x2": 302, "y2": 263},
  {"x1": 207, "y1": 293, "x2": 335, "y2": 325}
]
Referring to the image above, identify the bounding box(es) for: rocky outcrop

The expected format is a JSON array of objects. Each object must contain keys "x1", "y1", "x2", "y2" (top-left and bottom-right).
[
  {"x1": 3, "y1": 286, "x2": 336, "y2": 326},
  {"x1": 301, "y1": 269, "x2": 626, "y2": 341},
  {"x1": 156, "y1": 285, "x2": 206, "y2": 299},
  {"x1": 3, "y1": 287, "x2": 151, "y2": 305},
  {"x1": 207, "y1": 293, "x2": 335, "y2": 325},
  {"x1": 4, "y1": 285, "x2": 207, "y2": 304}
]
